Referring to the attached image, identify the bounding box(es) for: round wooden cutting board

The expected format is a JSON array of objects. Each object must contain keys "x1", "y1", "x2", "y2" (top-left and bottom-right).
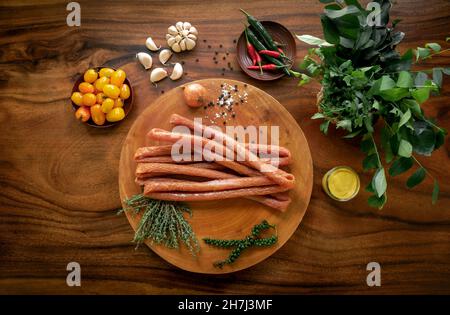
[{"x1": 119, "y1": 78, "x2": 313, "y2": 274}]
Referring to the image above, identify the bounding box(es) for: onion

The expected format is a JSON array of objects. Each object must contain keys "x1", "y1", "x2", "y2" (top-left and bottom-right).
[{"x1": 183, "y1": 83, "x2": 207, "y2": 108}]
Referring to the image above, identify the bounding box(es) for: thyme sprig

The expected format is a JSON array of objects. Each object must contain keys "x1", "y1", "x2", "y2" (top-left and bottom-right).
[
  {"x1": 203, "y1": 220, "x2": 277, "y2": 268},
  {"x1": 119, "y1": 194, "x2": 199, "y2": 255}
]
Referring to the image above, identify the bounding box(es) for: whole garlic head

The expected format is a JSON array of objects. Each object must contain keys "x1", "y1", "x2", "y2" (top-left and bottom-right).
[{"x1": 166, "y1": 22, "x2": 198, "y2": 53}]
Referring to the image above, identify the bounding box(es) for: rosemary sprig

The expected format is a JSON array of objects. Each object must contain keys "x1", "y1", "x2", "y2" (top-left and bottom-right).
[
  {"x1": 203, "y1": 220, "x2": 277, "y2": 268},
  {"x1": 119, "y1": 194, "x2": 199, "y2": 255}
]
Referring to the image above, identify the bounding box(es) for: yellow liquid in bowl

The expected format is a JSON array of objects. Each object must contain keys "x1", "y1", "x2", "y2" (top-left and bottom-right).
[{"x1": 322, "y1": 167, "x2": 360, "y2": 201}]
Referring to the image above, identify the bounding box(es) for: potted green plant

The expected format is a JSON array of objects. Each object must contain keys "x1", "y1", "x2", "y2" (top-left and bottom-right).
[{"x1": 297, "y1": 0, "x2": 449, "y2": 208}]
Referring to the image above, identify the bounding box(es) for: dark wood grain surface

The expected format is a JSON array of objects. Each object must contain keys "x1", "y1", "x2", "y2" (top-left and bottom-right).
[{"x1": 0, "y1": 0, "x2": 449, "y2": 294}]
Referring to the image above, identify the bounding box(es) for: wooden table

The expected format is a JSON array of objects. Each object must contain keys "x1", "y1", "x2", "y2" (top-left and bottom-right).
[{"x1": 1, "y1": 0, "x2": 449, "y2": 294}]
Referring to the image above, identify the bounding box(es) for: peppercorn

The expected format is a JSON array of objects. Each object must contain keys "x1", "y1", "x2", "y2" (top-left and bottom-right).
[{"x1": 203, "y1": 220, "x2": 277, "y2": 268}]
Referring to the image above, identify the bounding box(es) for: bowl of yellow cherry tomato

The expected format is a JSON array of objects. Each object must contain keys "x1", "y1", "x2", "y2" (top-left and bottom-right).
[{"x1": 70, "y1": 67, "x2": 133, "y2": 127}]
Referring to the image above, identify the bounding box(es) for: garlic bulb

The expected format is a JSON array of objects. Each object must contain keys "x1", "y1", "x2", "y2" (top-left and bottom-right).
[
  {"x1": 170, "y1": 63, "x2": 183, "y2": 81},
  {"x1": 159, "y1": 49, "x2": 173, "y2": 65},
  {"x1": 136, "y1": 52, "x2": 152, "y2": 70},
  {"x1": 150, "y1": 68, "x2": 167, "y2": 84},
  {"x1": 145, "y1": 37, "x2": 160, "y2": 51},
  {"x1": 166, "y1": 22, "x2": 198, "y2": 53}
]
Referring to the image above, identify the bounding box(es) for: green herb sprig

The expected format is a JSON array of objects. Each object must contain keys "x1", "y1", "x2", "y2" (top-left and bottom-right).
[
  {"x1": 203, "y1": 220, "x2": 277, "y2": 268},
  {"x1": 119, "y1": 194, "x2": 199, "y2": 255},
  {"x1": 297, "y1": 0, "x2": 449, "y2": 208}
]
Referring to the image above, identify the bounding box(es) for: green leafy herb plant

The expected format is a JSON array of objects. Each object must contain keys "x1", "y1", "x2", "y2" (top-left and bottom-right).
[{"x1": 298, "y1": 0, "x2": 448, "y2": 208}]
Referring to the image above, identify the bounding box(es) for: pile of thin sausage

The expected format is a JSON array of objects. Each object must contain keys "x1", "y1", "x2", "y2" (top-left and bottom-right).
[{"x1": 134, "y1": 114, "x2": 295, "y2": 212}]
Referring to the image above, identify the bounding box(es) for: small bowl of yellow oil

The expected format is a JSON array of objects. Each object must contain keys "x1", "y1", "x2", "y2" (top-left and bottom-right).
[{"x1": 322, "y1": 166, "x2": 360, "y2": 201}]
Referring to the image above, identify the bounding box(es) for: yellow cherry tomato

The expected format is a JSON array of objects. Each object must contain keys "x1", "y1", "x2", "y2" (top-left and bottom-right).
[
  {"x1": 79, "y1": 82, "x2": 94, "y2": 94},
  {"x1": 82, "y1": 93, "x2": 97, "y2": 106},
  {"x1": 114, "y1": 98, "x2": 124, "y2": 108},
  {"x1": 83, "y1": 69, "x2": 98, "y2": 83},
  {"x1": 101, "y1": 98, "x2": 115, "y2": 113},
  {"x1": 103, "y1": 84, "x2": 121, "y2": 99},
  {"x1": 110, "y1": 69, "x2": 126, "y2": 86},
  {"x1": 75, "y1": 106, "x2": 91, "y2": 122},
  {"x1": 71, "y1": 92, "x2": 84, "y2": 106},
  {"x1": 94, "y1": 77, "x2": 110, "y2": 92},
  {"x1": 99, "y1": 67, "x2": 115, "y2": 78},
  {"x1": 96, "y1": 92, "x2": 106, "y2": 104},
  {"x1": 90, "y1": 105, "x2": 106, "y2": 126},
  {"x1": 120, "y1": 84, "x2": 130, "y2": 99},
  {"x1": 106, "y1": 107, "x2": 125, "y2": 122}
]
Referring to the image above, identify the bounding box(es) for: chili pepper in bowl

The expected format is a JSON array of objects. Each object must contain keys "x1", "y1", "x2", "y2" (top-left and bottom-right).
[
  {"x1": 241, "y1": 9, "x2": 277, "y2": 51},
  {"x1": 246, "y1": 27, "x2": 290, "y2": 76},
  {"x1": 274, "y1": 41, "x2": 287, "y2": 47},
  {"x1": 247, "y1": 64, "x2": 289, "y2": 71},
  {"x1": 245, "y1": 27, "x2": 263, "y2": 74},
  {"x1": 240, "y1": 9, "x2": 289, "y2": 59},
  {"x1": 259, "y1": 49, "x2": 291, "y2": 62},
  {"x1": 254, "y1": 51, "x2": 263, "y2": 74},
  {"x1": 244, "y1": 27, "x2": 257, "y2": 66}
]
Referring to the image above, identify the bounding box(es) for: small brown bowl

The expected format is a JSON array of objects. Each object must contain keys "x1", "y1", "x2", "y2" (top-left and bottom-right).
[
  {"x1": 236, "y1": 21, "x2": 296, "y2": 81},
  {"x1": 71, "y1": 67, "x2": 133, "y2": 128}
]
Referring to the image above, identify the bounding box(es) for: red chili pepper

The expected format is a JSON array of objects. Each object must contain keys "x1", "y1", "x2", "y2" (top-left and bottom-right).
[
  {"x1": 254, "y1": 51, "x2": 263, "y2": 74},
  {"x1": 244, "y1": 28, "x2": 257, "y2": 66},
  {"x1": 259, "y1": 49, "x2": 291, "y2": 63},
  {"x1": 247, "y1": 64, "x2": 288, "y2": 71},
  {"x1": 259, "y1": 49, "x2": 282, "y2": 58}
]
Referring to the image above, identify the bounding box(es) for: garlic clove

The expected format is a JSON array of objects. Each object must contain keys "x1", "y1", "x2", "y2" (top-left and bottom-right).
[
  {"x1": 166, "y1": 34, "x2": 173, "y2": 40},
  {"x1": 136, "y1": 52, "x2": 153, "y2": 70},
  {"x1": 171, "y1": 42, "x2": 181, "y2": 53},
  {"x1": 189, "y1": 26, "x2": 198, "y2": 36},
  {"x1": 145, "y1": 37, "x2": 160, "y2": 51},
  {"x1": 187, "y1": 34, "x2": 197, "y2": 41},
  {"x1": 167, "y1": 36, "x2": 177, "y2": 47},
  {"x1": 176, "y1": 21, "x2": 184, "y2": 31},
  {"x1": 159, "y1": 49, "x2": 173, "y2": 65},
  {"x1": 170, "y1": 63, "x2": 183, "y2": 81},
  {"x1": 181, "y1": 29, "x2": 189, "y2": 37},
  {"x1": 179, "y1": 38, "x2": 187, "y2": 51},
  {"x1": 150, "y1": 68, "x2": 168, "y2": 84},
  {"x1": 174, "y1": 35, "x2": 182, "y2": 43},
  {"x1": 168, "y1": 25, "x2": 178, "y2": 36},
  {"x1": 183, "y1": 22, "x2": 192, "y2": 30},
  {"x1": 185, "y1": 38, "x2": 196, "y2": 51}
]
